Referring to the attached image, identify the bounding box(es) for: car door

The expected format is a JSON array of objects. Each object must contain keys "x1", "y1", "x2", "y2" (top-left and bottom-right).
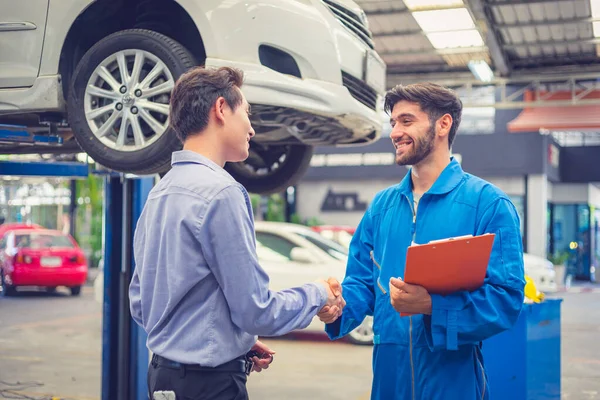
[
  {"x1": 255, "y1": 231, "x2": 327, "y2": 291},
  {"x1": 0, "y1": 0, "x2": 49, "y2": 88}
]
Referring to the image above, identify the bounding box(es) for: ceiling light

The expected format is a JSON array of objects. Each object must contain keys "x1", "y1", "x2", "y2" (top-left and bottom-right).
[
  {"x1": 427, "y1": 30, "x2": 484, "y2": 49},
  {"x1": 593, "y1": 21, "x2": 600, "y2": 37},
  {"x1": 591, "y1": 0, "x2": 600, "y2": 17},
  {"x1": 404, "y1": 0, "x2": 464, "y2": 11},
  {"x1": 412, "y1": 8, "x2": 475, "y2": 32},
  {"x1": 468, "y1": 60, "x2": 494, "y2": 82}
]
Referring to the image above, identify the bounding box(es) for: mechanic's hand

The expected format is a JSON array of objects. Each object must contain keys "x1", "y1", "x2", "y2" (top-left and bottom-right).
[
  {"x1": 249, "y1": 340, "x2": 275, "y2": 373},
  {"x1": 317, "y1": 277, "x2": 345, "y2": 324},
  {"x1": 389, "y1": 277, "x2": 432, "y2": 315}
]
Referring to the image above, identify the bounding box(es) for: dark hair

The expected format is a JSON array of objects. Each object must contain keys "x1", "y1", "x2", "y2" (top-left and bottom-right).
[
  {"x1": 384, "y1": 82, "x2": 463, "y2": 148},
  {"x1": 169, "y1": 66, "x2": 244, "y2": 142}
]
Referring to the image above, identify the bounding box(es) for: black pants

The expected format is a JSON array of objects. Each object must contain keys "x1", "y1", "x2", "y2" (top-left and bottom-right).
[{"x1": 148, "y1": 355, "x2": 249, "y2": 400}]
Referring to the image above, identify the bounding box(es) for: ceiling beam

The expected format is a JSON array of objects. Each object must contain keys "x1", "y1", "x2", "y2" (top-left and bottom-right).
[
  {"x1": 510, "y1": 55, "x2": 600, "y2": 67},
  {"x1": 495, "y1": 16, "x2": 600, "y2": 29},
  {"x1": 364, "y1": 8, "x2": 409, "y2": 16},
  {"x1": 379, "y1": 46, "x2": 488, "y2": 57},
  {"x1": 503, "y1": 37, "x2": 600, "y2": 49},
  {"x1": 465, "y1": 0, "x2": 511, "y2": 76},
  {"x1": 372, "y1": 29, "x2": 423, "y2": 38},
  {"x1": 485, "y1": 0, "x2": 578, "y2": 5},
  {"x1": 364, "y1": 2, "x2": 465, "y2": 15}
]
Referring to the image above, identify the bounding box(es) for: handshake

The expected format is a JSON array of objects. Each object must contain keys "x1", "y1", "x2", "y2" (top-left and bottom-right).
[{"x1": 316, "y1": 277, "x2": 346, "y2": 324}]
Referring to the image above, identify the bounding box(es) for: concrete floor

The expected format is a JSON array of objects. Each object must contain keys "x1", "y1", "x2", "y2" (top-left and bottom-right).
[{"x1": 0, "y1": 284, "x2": 598, "y2": 399}]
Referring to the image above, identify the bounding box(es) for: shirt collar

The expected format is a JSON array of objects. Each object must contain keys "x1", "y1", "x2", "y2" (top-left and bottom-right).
[
  {"x1": 397, "y1": 157, "x2": 465, "y2": 195},
  {"x1": 171, "y1": 150, "x2": 235, "y2": 181}
]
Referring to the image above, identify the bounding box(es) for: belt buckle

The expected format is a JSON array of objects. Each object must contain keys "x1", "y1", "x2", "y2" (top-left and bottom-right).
[{"x1": 244, "y1": 358, "x2": 253, "y2": 376}]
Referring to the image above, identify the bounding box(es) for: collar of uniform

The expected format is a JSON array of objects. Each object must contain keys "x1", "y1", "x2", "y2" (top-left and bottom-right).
[
  {"x1": 397, "y1": 157, "x2": 465, "y2": 196},
  {"x1": 171, "y1": 150, "x2": 235, "y2": 181}
]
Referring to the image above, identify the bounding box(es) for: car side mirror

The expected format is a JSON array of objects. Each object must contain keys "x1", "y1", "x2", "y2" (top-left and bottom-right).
[{"x1": 290, "y1": 247, "x2": 315, "y2": 264}]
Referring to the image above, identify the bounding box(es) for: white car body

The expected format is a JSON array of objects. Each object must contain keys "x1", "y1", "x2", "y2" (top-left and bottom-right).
[
  {"x1": 94, "y1": 221, "x2": 374, "y2": 344},
  {"x1": 523, "y1": 253, "x2": 558, "y2": 293},
  {"x1": 0, "y1": 0, "x2": 385, "y2": 191},
  {"x1": 1, "y1": 0, "x2": 384, "y2": 132},
  {"x1": 254, "y1": 221, "x2": 373, "y2": 344}
]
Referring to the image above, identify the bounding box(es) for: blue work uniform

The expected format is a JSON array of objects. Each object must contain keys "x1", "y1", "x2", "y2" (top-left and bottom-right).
[{"x1": 326, "y1": 158, "x2": 525, "y2": 400}]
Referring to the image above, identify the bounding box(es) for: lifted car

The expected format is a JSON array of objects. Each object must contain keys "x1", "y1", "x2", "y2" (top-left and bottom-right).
[{"x1": 0, "y1": 0, "x2": 385, "y2": 194}]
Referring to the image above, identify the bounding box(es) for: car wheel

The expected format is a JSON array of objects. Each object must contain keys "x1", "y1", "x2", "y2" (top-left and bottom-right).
[
  {"x1": 347, "y1": 316, "x2": 374, "y2": 345},
  {"x1": 68, "y1": 29, "x2": 196, "y2": 175},
  {"x1": 1, "y1": 272, "x2": 16, "y2": 297},
  {"x1": 225, "y1": 144, "x2": 313, "y2": 194},
  {"x1": 70, "y1": 286, "x2": 82, "y2": 296}
]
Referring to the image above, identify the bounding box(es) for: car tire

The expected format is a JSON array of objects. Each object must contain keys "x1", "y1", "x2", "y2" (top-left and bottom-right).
[
  {"x1": 70, "y1": 286, "x2": 82, "y2": 296},
  {"x1": 67, "y1": 29, "x2": 196, "y2": 175},
  {"x1": 347, "y1": 316, "x2": 374, "y2": 345},
  {"x1": 225, "y1": 144, "x2": 313, "y2": 194}
]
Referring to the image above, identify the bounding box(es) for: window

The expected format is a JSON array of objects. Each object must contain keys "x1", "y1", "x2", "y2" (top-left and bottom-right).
[
  {"x1": 255, "y1": 232, "x2": 297, "y2": 261},
  {"x1": 16, "y1": 233, "x2": 74, "y2": 249},
  {"x1": 295, "y1": 231, "x2": 349, "y2": 261}
]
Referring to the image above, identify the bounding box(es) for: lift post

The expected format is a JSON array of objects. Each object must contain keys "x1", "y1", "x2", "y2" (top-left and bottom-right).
[{"x1": 101, "y1": 174, "x2": 154, "y2": 400}]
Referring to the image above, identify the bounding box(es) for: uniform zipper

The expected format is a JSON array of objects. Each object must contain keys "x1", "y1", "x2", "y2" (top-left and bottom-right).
[
  {"x1": 370, "y1": 251, "x2": 387, "y2": 294},
  {"x1": 475, "y1": 350, "x2": 487, "y2": 400},
  {"x1": 405, "y1": 193, "x2": 417, "y2": 400}
]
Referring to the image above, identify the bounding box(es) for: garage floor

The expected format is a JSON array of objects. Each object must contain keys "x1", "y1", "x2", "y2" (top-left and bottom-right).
[{"x1": 0, "y1": 286, "x2": 598, "y2": 399}]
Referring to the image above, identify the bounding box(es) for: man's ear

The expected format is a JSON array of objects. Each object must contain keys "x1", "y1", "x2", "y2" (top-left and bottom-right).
[
  {"x1": 437, "y1": 113, "x2": 453, "y2": 139},
  {"x1": 214, "y1": 97, "x2": 227, "y2": 125}
]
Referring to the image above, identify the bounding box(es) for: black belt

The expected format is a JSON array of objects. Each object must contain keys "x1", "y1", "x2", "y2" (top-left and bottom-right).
[{"x1": 151, "y1": 353, "x2": 247, "y2": 374}]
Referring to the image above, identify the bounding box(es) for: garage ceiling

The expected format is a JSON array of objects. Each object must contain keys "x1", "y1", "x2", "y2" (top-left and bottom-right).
[{"x1": 358, "y1": 0, "x2": 600, "y2": 85}]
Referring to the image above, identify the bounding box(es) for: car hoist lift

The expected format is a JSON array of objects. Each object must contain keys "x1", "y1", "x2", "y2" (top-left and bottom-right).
[{"x1": 1, "y1": 123, "x2": 153, "y2": 399}]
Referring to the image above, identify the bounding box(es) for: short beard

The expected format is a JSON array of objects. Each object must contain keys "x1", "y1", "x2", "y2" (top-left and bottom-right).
[{"x1": 396, "y1": 122, "x2": 436, "y2": 166}]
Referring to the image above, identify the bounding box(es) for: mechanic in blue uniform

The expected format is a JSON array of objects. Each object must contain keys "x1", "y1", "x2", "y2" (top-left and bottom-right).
[{"x1": 321, "y1": 82, "x2": 525, "y2": 399}]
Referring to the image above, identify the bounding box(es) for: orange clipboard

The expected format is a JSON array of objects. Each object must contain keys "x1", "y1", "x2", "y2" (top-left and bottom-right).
[{"x1": 400, "y1": 233, "x2": 495, "y2": 317}]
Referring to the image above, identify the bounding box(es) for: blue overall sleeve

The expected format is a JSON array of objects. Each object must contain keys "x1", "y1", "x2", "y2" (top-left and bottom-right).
[
  {"x1": 325, "y1": 205, "x2": 376, "y2": 339},
  {"x1": 423, "y1": 197, "x2": 526, "y2": 351}
]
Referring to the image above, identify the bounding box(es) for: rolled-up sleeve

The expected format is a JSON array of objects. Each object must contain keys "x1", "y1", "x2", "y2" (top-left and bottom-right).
[{"x1": 197, "y1": 185, "x2": 327, "y2": 337}]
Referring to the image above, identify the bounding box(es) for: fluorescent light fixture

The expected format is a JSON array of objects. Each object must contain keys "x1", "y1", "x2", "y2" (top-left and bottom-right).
[
  {"x1": 404, "y1": 0, "x2": 464, "y2": 10},
  {"x1": 468, "y1": 60, "x2": 494, "y2": 82},
  {"x1": 412, "y1": 8, "x2": 475, "y2": 32},
  {"x1": 594, "y1": 21, "x2": 600, "y2": 37},
  {"x1": 591, "y1": 0, "x2": 600, "y2": 16},
  {"x1": 427, "y1": 30, "x2": 484, "y2": 49}
]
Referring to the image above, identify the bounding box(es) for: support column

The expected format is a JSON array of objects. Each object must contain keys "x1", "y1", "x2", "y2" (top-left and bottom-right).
[
  {"x1": 102, "y1": 175, "x2": 154, "y2": 400},
  {"x1": 526, "y1": 174, "x2": 548, "y2": 258}
]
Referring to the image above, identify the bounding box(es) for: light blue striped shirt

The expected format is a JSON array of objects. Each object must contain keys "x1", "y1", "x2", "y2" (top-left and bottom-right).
[{"x1": 129, "y1": 150, "x2": 327, "y2": 366}]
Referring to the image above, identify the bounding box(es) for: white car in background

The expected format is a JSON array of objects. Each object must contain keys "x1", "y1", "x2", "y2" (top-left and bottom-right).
[
  {"x1": 254, "y1": 221, "x2": 373, "y2": 345},
  {"x1": 0, "y1": 0, "x2": 385, "y2": 194},
  {"x1": 313, "y1": 226, "x2": 559, "y2": 295},
  {"x1": 94, "y1": 221, "x2": 375, "y2": 344},
  {"x1": 523, "y1": 253, "x2": 557, "y2": 293}
]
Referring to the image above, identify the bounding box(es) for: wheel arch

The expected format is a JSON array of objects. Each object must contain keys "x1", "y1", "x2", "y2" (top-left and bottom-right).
[{"x1": 59, "y1": 0, "x2": 207, "y2": 100}]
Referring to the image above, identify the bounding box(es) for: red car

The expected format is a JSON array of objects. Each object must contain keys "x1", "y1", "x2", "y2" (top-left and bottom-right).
[
  {"x1": 0, "y1": 222, "x2": 43, "y2": 237},
  {"x1": 311, "y1": 225, "x2": 356, "y2": 249},
  {"x1": 0, "y1": 228, "x2": 88, "y2": 296}
]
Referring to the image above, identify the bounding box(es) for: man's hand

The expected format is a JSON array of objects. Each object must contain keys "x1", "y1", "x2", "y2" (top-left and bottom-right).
[
  {"x1": 389, "y1": 278, "x2": 432, "y2": 315},
  {"x1": 317, "y1": 277, "x2": 346, "y2": 324},
  {"x1": 249, "y1": 340, "x2": 275, "y2": 373}
]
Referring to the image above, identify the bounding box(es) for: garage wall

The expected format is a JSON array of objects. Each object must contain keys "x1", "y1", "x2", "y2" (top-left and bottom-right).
[
  {"x1": 589, "y1": 184, "x2": 600, "y2": 207},
  {"x1": 296, "y1": 175, "x2": 526, "y2": 227},
  {"x1": 484, "y1": 176, "x2": 526, "y2": 196},
  {"x1": 552, "y1": 183, "x2": 590, "y2": 204},
  {"x1": 295, "y1": 179, "x2": 395, "y2": 226}
]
